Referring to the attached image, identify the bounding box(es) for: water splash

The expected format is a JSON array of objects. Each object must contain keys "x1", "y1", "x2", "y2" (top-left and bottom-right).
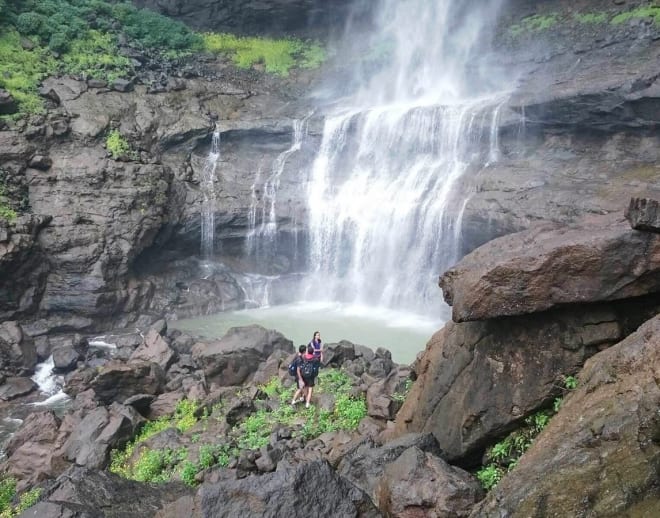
[
  {"x1": 201, "y1": 127, "x2": 221, "y2": 259},
  {"x1": 30, "y1": 355, "x2": 68, "y2": 406}
]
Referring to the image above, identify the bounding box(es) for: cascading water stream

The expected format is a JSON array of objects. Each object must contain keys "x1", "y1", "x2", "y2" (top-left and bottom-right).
[
  {"x1": 246, "y1": 118, "x2": 308, "y2": 260},
  {"x1": 240, "y1": 118, "x2": 309, "y2": 306},
  {"x1": 201, "y1": 126, "x2": 221, "y2": 259},
  {"x1": 303, "y1": 0, "x2": 511, "y2": 317}
]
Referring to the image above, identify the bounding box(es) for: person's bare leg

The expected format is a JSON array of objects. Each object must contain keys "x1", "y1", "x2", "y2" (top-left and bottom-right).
[
  {"x1": 291, "y1": 381, "x2": 304, "y2": 404},
  {"x1": 306, "y1": 386, "x2": 313, "y2": 407}
]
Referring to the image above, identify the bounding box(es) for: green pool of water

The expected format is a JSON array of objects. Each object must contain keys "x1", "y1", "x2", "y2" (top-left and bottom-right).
[{"x1": 172, "y1": 302, "x2": 447, "y2": 365}]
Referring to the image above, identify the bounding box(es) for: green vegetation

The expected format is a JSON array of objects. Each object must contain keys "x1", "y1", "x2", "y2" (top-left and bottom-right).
[
  {"x1": 0, "y1": 0, "x2": 326, "y2": 118},
  {"x1": 109, "y1": 368, "x2": 367, "y2": 486},
  {"x1": 0, "y1": 477, "x2": 41, "y2": 517},
  {"x1": 61, "y1": 31, "x2": 132, "y2": 83},
  {"x1": 392, "y1": 377, "x2": 413, "y2": 403},
  {"x1": 105, "y1": 129, "x2": 135, "y2": 160},
  {"x1": 509, "y1": 14, "x2": 559, "y2": 37},
  {"x1": 202, "y1": 32, "x2": 325, "y2": 76},
  {"x1": 611, "y1": 5, "x2": 660, "y2": 26},
  {"x1": 0, "y1": 183, "x2": 17, "y2": 222},
  {"x1": 574, "y1": 12, "x2": 607, "y2": 24},
  {"x1": 476, "y1": 409, "x2": 553, "y2": 490},
  {"x1": 109, "y1": 398, "x2": 200, "y2": 480},
  {"x1": 0, "y1": 30, "x2": 56, "y2": 116},
  {"x1": 477, "y1": 374, "x2": 579, "y2": 491}
]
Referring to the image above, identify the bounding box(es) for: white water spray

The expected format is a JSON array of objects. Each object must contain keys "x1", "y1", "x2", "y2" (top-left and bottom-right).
[
  {"x1": 201, "y1": 127, "x2": 221, "y2": 259},
  {"x1": 303, "y1": 0, "x2": 511, "y2": 316},
  {"x1": 30, "y1": 356, "x2": 68, "y2": 406}
]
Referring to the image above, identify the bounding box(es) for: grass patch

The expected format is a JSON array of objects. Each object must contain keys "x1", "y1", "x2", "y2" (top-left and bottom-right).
[
  {"x1": 109, "y1": 398, "x2": 200, "y2": 480},
  {"x1": 1, "y1": 0, "x2": 326, "y2": 117},
  {"x1": 202, "y1": 32, "x2": 325, "y2": 76},
  {"x1": 611, "y1": 6, "x2": 660, "y2": 26},
  {"x1": 110, "y1": 369, "x2": 366, "y2": 486},
  {"x1": 509, "y1": 13, "x2": 559, "y2": 37}
]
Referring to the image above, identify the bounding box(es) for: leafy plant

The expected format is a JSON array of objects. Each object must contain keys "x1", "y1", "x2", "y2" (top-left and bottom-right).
[
  {"x1": 61, "y1": 30, "x2": 132, "y2": 82},
  {"x1": 476, "y1": 465, "x2": 504, "y2": 491},
  {"x1": 392, "y1": 377, "x2": 413, "y2": 403},
  {"x1": 563, "y1": 375, "x2": 578, "y2": 390},
  {"x1": 611, "y1": 6, "x2": 660, "y2": 26},
  {"x1": 0, "y1": 183, "x2": 17, "y2": 221},
  {"x1": 105, "y1": 129, "x2": 135, "y2": 160},
  {"x1": 0, "y1": 30, "x2": 56, "y2": 116}
]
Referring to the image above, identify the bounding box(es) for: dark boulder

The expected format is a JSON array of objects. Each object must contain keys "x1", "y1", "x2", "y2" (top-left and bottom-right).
[
  {"x1": 192, "y1": 325, "x2": 292, "y2": 387},
  {"x1": 61, "y1": 403, "x2": 145, "y2": 469},
  {"x1": 377, "y1": 446, "x2": 484, "y2": 517},
  {"x1": 23, "y1": 465, "x2": 192, "y2": 518},
  {"x1": 337, "y1": 433, "x2": 442, "y2": 503},
  {"x1": 65, "y1": 361, "x2": 166, "y2": 404},
  {"x1": 625, "y1": 197, "x2": 660, "y2": 232},
  {"x1": 394, "y1": 296, "x2": 660, "y2": 463},
  {"x1": 471, "y1": 314, "x2": 660, "y2": 517},
  {"x1": 155, "y1": 459, "x2": 381, "y2": 518},
  {"x1": 440, "y1": 215, "x2": 660, "y2": 322},
  {"x1": 0, "y1": 321, "x2": 37, "y2": 375}
]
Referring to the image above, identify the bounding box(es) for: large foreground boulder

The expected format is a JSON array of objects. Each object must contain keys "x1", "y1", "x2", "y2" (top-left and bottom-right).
[
  {"x1": 65, "y1": 360, "x2": 166, "y2": 404},
  {"x1": 377, "y1": 446, "x2": 483, "y2": 517},
  {"x1": 440, "y1": 215, "x2": 660, "y2": 322},
  {"x1": 20, "y1": 466, "x2": 192, "y2": 518},
  {"x1": 155, "y1": 460, "x2": 381, "y2": 517},
  {"x1": 192, "y1": 325, "x2": 293, "y2": 386},
  {"x1": 471, "y1": 314, "x2": 660, "y2": 517},
  {"x1": 337, "y1": 433, "x2": 443, "y2": 503},
  {"x1": 394, "y1": 296, "x2": 660, "y2": 463}
]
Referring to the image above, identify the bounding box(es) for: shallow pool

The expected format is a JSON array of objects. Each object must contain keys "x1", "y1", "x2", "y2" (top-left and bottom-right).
[{"x1": 171, "y1": 301, "x2": 448, "y2": 365}]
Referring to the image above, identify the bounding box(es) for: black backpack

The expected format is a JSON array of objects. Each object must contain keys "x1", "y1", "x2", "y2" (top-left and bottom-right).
[
  {"x1": 287, "y1": 357, "x2": 298, "y2": 377},
  {"x1": 300, "y1": 359, "x2": 315, "y2": 379}
]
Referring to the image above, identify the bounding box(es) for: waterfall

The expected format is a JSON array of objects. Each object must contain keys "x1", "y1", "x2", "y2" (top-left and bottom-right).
[
  {"x1": 201, "y1": 127, "x2": 221, "y2": 259},
  {"x1": 303, "y1": 0, "x2": 510, "y2": 316},
  {"x1": 246, "y1": 118, "x2": 308, "y2": 261}
]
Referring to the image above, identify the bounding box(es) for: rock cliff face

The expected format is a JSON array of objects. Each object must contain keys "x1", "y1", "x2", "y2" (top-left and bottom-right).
[
  {"x1": 131, "y1": 0, "x2": 362, "y2": 37},
  {"x1": 458, "y1": 0, "x2": 660, "y2": 252},
  {"x1": 1, "y1": 0, "x2": 660, "y2": 340}
]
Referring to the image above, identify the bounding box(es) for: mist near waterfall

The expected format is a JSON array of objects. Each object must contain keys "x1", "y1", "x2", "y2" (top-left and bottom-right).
[{"x1": 302, "y1": 0, "x2": 513, "y2": 317}]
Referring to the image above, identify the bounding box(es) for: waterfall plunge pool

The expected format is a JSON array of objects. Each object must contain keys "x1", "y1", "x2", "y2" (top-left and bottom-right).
[{"x1": 172, "y1": 302, "x2": 448, "y2": 365}]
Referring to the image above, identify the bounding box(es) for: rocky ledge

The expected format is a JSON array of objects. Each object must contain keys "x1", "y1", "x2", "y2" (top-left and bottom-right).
[{"x1": 395, "y1": 203, "x2": 660, "y2": 514}]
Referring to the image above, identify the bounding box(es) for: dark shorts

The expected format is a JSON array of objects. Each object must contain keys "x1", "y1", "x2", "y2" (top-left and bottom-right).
[{"x1": 302, "y1": 376, "x2": 315, "y2": 387}]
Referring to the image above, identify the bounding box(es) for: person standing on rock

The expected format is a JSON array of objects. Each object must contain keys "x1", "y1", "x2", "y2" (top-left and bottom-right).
[
  {"x1": 298, "y1": 344, "x2": 320, "y2": 409},
  {"x1": 309, "y1": 330, "x2": 323, "y2": 364},
  {"x1": 290, "y1": 344, "x2": 308, "y2": 406}
]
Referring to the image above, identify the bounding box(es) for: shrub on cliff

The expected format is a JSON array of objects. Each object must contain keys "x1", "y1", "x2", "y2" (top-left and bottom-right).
[{"x1": 202, "y1": 32, "x2": 325, "y2": 76}]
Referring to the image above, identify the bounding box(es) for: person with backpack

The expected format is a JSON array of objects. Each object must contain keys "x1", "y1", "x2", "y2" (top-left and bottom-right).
[
  {"x1": 289, "y1": 345, "x2": 307, "y2": 406},
  {"x1": 308, "y1": 330, "x2": 323, "y2": 364},
  {"x1": 298, "y1": 344, "x2": 320, "y2": 408}
]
